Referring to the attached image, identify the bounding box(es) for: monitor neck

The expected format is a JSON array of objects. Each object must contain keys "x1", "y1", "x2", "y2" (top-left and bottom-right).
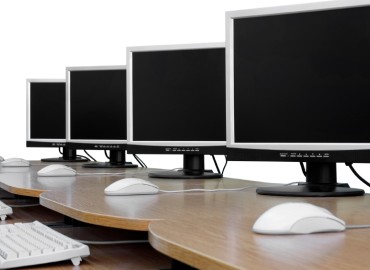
[
  {"x1": 183, "y1": 154, "x2": 204, "y2": 176},
  {"x1": 109, "y1": 150, "x2": 126, "y2": 165},
  {"x1": 62, "y1": 147, "x2": 77, "y2": 160},
  {"x1": 306, "y1": 162, "x2": 337, "y2": 185}
]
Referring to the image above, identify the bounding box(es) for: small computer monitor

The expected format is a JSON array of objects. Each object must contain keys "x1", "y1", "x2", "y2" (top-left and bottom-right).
[
  {"x1": 226, "y1": 1, "x2": 370, "y2": 196},
  {"x1": 127, "y1": 43, "x2": 226, "y2": 179},
  {"x1": 26, "y1": 79, "x2": 87, "y2": 162},
  {"x1": 66, "y1": 66, "x2": 137, "y2": 168}
]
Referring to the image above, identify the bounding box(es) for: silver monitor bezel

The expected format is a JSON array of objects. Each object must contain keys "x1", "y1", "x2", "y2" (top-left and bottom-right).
[
  {"x1": 66, "y1": 65, "x2": 128, "y2": 145},
  {"x1": 126, "y1": 42, "x2": 226, "y2": 147},
  {"x1": 226, "y1": 0, "x2": 370, "y2": 151},
  {"x1": 26, "y1": 79, "x2": 67, "y2": 143}
]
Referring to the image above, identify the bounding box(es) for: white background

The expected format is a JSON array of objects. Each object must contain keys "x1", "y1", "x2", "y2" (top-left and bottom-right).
[{"x1": 1, "y1": 0, "x2": 369, "y2": 193}]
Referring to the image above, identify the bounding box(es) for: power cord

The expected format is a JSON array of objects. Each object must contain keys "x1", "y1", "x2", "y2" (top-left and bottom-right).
[
  {"x1": 84, "y1": 150, "x2": 97, "y2": 162},
  {"x1": 77, "y1": 172, "x2": 126, "y2": 176},
  {"x1": 159, "y1": 186, "x2": 255, "y2": 193},
  {"x1": 300, "y1": 162, "x2": 307, "y2": 176},
  {"x1": 155, "y1": 181, "x2": 301, "y2": 194},
  {"x1": 133, "y1": 154, "x2": 147, "y2": 168},
  {"x1": 104, "y1": 150, "x2": 110, "y2": 160},
  {"x1": 222, "y1": 155, "x2": 228, "y2": 175},
  {"x1": 345, "y1": 163, "x2": 370, "y2": 188},
  {"x1": 211, "y1": 155, "x2": 221, "y2": 174},
  {"x1": 346, "y1": 224, "x2": 370, "y2": 230}
]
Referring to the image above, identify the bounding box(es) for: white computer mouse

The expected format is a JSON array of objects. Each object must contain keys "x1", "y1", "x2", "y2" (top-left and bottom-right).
[
  {"x1": 253, "y1": 202, "x2": 346, "y2": 235},
  {"x1": 1, "y1": 158, "x2": 30, "y2": 167},
  {"x1": 104, "y1": 178, "x2": 159, "y2": 195},
  {"x1": 37, "y1": 164, "x2": 77, "y2": 177}
]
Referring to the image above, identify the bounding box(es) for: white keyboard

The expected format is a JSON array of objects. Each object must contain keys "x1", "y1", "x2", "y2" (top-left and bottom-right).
[
  {"x1": 0, "y1": 221, "x2": 90, "y2": 269},
  {"x1": 0, "y1": 201, "x2": 12, "y2": 221}
]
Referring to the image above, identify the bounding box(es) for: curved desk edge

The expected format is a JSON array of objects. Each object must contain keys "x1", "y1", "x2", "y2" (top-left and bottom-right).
[
  {"x1": 149, "y1": 221, "x2": 233, "y2": 270},
  {"x1": 40, "y1": 195, "x2": 158, "y2": 231},
  {"x1": 0, "y1": 182, "x2": 44, "y2": 198}
]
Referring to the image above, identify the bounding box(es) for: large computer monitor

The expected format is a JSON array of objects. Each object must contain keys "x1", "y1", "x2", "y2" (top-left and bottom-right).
[
  {"x1": 127, "y1": 43, "x2": 226, "y2": 179},
  {"x1": 226, "y1": 1, "x2": 370, "y2": 196},
  {"x1": 66, "y1": 66, "x2": 137, "y2": 168},
  {"x1": 26, "y1": 79, "x2": 87, "y2": 162}
]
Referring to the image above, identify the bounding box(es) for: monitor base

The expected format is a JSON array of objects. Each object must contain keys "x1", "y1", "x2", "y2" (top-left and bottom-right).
[
  {"x1": 83, "y1": 162, "x2": 138, "y2": 169},
  {"x1": 256, "y1": 182, "x2": 364, "y2": 197},
  {"x1": 149, "y1": 169, "x2": 222, "y2": 179},
  {"x1": 41, "y1": 157, "x2": 88, "y2": 162},
  {"x1": 149, "y1": 154, "x2": 223, "y2": 179}
]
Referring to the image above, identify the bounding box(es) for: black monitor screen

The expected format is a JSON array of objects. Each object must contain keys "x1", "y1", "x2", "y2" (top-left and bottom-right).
[
  {"x1": 234, "y1": 5, "x2": 370, "y2": 143},
  {"x1": 69, "y1": 69, "x2": 126, "y2": 140},
  {"x1": 30, "y1": 82, "x2": 66, "y2": 139},
  {"x1": 132, "y1": 48, "x2": 226, "y2": 142}
]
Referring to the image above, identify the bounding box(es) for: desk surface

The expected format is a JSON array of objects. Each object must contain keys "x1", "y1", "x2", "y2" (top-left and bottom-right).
[
  {"x1": 2, "y1": 162, "x2": 370, "y2": 269},
  {"x1": 0, "y1": 162, "x2": 263, "y2": 231},
  {"x1": 149, "y1": 190, "x2": 370, "y2": 270},
  {"x1": 40, "y1": 169, "x2": 261, "y2": 231}
]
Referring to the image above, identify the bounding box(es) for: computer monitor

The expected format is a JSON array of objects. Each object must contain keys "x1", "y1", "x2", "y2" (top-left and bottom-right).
[
  {"x1": 26, "y1": 79, "x2": 87, "y2": 162},
  {"x1": 66, "y1": 66, "x2": 137, "y2": 168},
  {"x1": 127, "y1": 43, "x2": 226, "y2": 179},
  {"x1": 226, "y1": 1, "x2": 370, "y2": 196}
]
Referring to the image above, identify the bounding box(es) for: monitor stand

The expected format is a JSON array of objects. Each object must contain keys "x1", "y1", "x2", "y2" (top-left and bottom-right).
[
  {"x1": 149, "y1": 154, "x2": 222, "y2": 179},
  {"x1": 41, "y1": 147, "x2": 88, "y2": 162},
  {"x1": 256, "y1": 162, "x2": 364, "y2": 197},
  {"x1": 83, "y1": 150, "x2": 138, "y2": 168}
]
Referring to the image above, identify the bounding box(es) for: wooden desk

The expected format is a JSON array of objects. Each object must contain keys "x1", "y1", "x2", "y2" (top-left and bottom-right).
[
  {"x1": 40, "y1": 173, "x2": 260, "y2": 231},
  {"x1": 149, "y1": 189, "x2": 370, "y2": 270},
  {"x1": 3, "y1": 163, "x2": 370, "y2": 269}
]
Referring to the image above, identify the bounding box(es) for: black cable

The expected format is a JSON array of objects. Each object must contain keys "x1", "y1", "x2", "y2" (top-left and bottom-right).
[
  {"x1": 345, "y1": 162, "x2": 370, "y2": 188},
  {"x1": 300, "y1": 162, "x2": 307, "y2": 176},
  {"x1": 135, "y1": 154, "x2": 147, "y2": 168},
  {"x1": 132, "y1": 154, "x2": 142, "y2": 167},
  {"x1": 211, "y1": 155, "x2": 221, "y2": 174},
  {"x1": 104, "y1": 150, "x2": 110, "y2": 160},
  {"x1": 84, "y1": 150, "x2": 97, "y2": 162},
  {"x1": 58, "y1": 147, "x2": 63, "y2": 155},
  {"x1": 133, "y1": 154, "x2": 145, "y2": 168},
  {"x1": 138, "y1": 155, "x2": 147, "y2": 168},
  {"x1": 222, "y1": 155, "x2": 228, "y2": 175},
  {"x1": 137, "y1": 155, "x2": 146, "y2": 168}
]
